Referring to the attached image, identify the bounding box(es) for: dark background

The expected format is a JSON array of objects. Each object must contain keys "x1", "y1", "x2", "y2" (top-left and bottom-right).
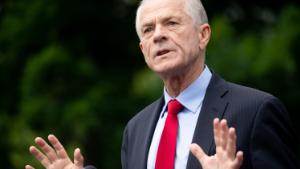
[{"x1": 0, "y1": 0, "x2": 299, "y2": 168}]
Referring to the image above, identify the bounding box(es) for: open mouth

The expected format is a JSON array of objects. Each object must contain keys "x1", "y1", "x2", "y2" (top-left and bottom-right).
[{"x1": 156, "y1": 50, "x2": 170, "y2": 56}]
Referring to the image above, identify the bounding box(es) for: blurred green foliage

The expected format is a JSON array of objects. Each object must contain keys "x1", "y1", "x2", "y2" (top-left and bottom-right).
[{"x1": 0, "y1": 0, "x2": 299, "y2": 168}]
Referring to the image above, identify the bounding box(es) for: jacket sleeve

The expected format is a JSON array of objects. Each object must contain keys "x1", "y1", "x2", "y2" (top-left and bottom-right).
[
  {"x1": 121, "y1": 125, "x2": 128, "y2": 169},
  {"x1": 250, "y1": 96, "x2": 300, "y2": 169}
]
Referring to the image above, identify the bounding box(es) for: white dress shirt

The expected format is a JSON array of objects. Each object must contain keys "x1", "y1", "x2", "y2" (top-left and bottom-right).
[{"x1": 147, "y1": 66, "x2": 212, "y2": 169}]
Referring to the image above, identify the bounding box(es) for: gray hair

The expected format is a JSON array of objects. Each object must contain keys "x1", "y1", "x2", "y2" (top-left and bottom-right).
[{"x1": 135, "y1": 0, "x2": 208, "y2": 38}]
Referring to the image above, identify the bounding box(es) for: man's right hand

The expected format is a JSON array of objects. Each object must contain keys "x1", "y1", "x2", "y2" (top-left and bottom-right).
[{"x1": 25, "y1": 134, "x2": 84, "y2": 169}]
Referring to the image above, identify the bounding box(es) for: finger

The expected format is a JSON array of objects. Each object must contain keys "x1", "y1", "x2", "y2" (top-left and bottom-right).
[
  {"x1": 29, "y1": 146, "x2": 51, "y2": 168},
  {"x1": 226, "y1": 127, "x2": 237, "y2": 159},
  {"x1": 48, "y1": 134, "x2": 69, "y2": 159},
  {"x1": 35, "y1": 137, "x2": 58, "y2": 162},
  {"x1": 189, "y1": 143, "x2": 207, "y2": 165},
  {"x1": 220, "y1": 119, "x2": 229, "y2": 150},
  {"x1": 25, "y1": 165, "x2": 35, "y2": 169},
  {"x1": 74, "y1": 148, "x2": 84, "y2": 168},
  {"x1": 213, "y1": 118, "x2": 221, "y2": 149},
  {"x1": 233, "y1": 151, "x2": 243, "y2": 168}
]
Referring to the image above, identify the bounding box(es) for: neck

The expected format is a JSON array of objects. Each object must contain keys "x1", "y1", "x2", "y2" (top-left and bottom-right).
[{"x1": 163, "y1": 64, "x2": 204, "y2": 97}]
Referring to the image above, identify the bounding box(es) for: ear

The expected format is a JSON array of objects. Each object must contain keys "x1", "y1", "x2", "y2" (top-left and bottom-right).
[
  {"x1": 139, "y1": 41, "x2": 144, "y2": 51},
  {"x1": 198, "y1": 23, "x2": 211, "y2": 50}
]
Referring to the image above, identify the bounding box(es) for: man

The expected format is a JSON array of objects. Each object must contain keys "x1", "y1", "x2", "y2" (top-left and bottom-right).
[
  {"x1": 26, "y1": 0, "x2": 299, "y2": 169},
  {"x1": 122, "y1": 0, "x2": 299, "y2": 168}
]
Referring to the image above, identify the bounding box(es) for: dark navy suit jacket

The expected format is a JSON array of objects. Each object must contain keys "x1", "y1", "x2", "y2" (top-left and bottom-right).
[{"x1": 121, "y1": 72, "x2": 299, "y2": 169}]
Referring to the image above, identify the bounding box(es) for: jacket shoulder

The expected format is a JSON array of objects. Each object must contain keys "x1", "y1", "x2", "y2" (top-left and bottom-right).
[
  {"x1": 226, "y1": 81, "x2": 276, "y2": 102},
  {"x1": 126, "y1": 97, "x2": 163, "y2": 129}
]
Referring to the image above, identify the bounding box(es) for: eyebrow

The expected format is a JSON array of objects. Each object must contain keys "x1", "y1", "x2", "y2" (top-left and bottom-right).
[
  {"x1": 141, "y1": 15, "x2": 181, "y2": 29},
  {"x1": 141, "y1": 22, "x2": 154, "y2": 29},
  {"x1": 162, "y1": 16, "x2": 178, "y2": 22}
]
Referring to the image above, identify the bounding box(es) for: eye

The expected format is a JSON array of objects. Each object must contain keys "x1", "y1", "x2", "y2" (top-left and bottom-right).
[
  {"x1": 143, "y1": 27, "x2": 154, "y2": 34},
  {"x1": 167, "y1": 21, "x2": 178, "y2": 26}
]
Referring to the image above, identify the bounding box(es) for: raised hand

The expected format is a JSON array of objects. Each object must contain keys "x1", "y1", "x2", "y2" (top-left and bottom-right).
[
  {"x1": 25, "y1": 134, "x2": 84, "y2": 169},
  {"x1": 190, "y1": 118, "x2": 243, "y2": 169}
]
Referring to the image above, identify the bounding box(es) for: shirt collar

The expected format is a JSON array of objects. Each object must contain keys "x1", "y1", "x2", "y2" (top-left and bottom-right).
[{"x1": 162, "y1": 66, "x2": 212, "y2": 116}]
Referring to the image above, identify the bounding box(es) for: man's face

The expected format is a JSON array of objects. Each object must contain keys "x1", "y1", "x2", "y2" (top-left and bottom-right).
[{"x1": 138, "y1": 0, "x2": 204, "y2": 77}]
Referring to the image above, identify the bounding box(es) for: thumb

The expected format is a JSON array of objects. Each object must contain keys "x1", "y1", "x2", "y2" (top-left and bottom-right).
[
  {"x1": 25, "y1": 165, "x2": 35, "y2": 169},
  {"x1": 74, "y1": 148, "x2": 84, "y2": 168},
  {"x1": 189, "y1": 143, "x2": 207, "y2": 164}
]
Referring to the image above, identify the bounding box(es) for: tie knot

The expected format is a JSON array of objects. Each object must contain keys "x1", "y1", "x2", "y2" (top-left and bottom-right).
[{"x1": 167, "y1": 99, "x2": 183, "y2": 115}]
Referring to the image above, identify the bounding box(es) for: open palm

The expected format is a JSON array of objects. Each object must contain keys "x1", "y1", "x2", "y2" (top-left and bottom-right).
[
  {"x1": 25, "y1": 135, "x2": 84, "y2": 169},
  {"x1": 190, "y1": 118, "x2": 243, "y2": 169}
]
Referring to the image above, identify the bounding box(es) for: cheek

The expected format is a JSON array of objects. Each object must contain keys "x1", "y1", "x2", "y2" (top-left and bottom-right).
[
  {"x1": 173, "y1": 30, "x2": 198, "y2": 50},
  {"x1": 184, "y1": 33, "x2": 200, "y2": 52},
  {"x1": 141, "y1": 43, "x2": 152, "y2": 63},
  {"x1": 140, "y1": 42, "x2": 149, "y2": 56},
  {"x1": 144, "y1": 42, "x2": 151, "y2": 53},
  {"x1": 175, "y1": 34, "x2": 200, "y2": 63}
]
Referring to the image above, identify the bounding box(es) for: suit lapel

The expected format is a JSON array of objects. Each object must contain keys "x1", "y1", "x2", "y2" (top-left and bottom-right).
[
  {"x1": 140, "y1": 97, "x2": 165, "y2": 169},
  {"x1": 186, "y1": 73, "x2": 229, "y2": 169}
]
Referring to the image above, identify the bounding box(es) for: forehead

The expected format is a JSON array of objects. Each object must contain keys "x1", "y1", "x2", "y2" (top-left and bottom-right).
[{"x1": 139, "y1": 0, "x2": 188, "y2": 24}]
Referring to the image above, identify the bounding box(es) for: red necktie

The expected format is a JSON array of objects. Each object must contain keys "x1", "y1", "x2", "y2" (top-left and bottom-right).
[{"x1": 155, "y1": 99, "x2": 183, "y2": 169}]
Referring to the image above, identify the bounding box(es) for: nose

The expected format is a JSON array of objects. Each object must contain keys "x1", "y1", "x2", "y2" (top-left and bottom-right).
[{"x1": 153, "y1": 25, "x2": 167, "y2": 43}]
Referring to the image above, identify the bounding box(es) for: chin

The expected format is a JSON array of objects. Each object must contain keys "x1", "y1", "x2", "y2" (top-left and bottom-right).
[{"x1": 151, "y1": 64, "x2": 183, "y2": 78}]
